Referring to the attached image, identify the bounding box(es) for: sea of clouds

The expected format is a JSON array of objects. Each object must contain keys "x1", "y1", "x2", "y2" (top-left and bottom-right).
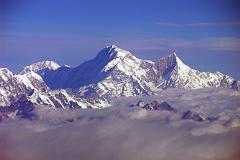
[{"x1": 0, "y1": 88, "x2": 240, "y2": 160}]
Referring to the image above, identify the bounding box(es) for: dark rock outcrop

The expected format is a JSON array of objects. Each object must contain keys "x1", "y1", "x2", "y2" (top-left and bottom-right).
[
  {"x1": 130, "y1": 100, "x2": 145, "y2": 107},
  {"x1": 182, "y1": 110, "x2": 205, "y2": 122},
  {"x1": 130, "y1": 100, "x2": 176, "y2": 112},
  {"x1": 0, "y1": 95, "x2": 37, "y2": 121},
  {"x1": 142, "y1": 101, "x2": 176, "y2": 112}
]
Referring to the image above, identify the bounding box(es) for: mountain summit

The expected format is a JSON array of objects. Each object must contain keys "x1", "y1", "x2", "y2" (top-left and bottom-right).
[{"x1": 95, "y1": 44, "x2": 133, "y2": 59}]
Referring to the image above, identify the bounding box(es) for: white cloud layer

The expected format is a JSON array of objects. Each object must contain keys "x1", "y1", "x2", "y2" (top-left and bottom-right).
[{"x1": 0, "y1": 88, "x2": 240, "y2": 160}]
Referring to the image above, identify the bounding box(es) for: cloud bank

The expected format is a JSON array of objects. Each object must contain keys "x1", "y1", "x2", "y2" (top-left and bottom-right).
[{"x1": 0, "y1": 88, "x2": 240, "y2": 160}]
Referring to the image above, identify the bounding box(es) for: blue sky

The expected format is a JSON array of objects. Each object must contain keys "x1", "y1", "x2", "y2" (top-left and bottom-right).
[{"x1": 0, "y1": 0, "x2": 240, "y2": 78}]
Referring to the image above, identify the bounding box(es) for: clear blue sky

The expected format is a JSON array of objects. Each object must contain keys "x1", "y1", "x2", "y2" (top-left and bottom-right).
[{"x1": 0, "y1": 0, "x2": 240, "y2": 78}]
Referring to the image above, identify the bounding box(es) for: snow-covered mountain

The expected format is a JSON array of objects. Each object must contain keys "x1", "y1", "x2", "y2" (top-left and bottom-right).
[
  {"x1": 0, "y1": 68, "x2": 47, "y2": 106},
  {"x1": 34, "y1": 45, "x2": 239, "y2": 98},
  {"x1": 155, "y1": 52, "x2": 239, "y2": 90},
  {"x1": 1, "y1": 45, "x2": 239, "y2": 110},
  {"x1": 0, "y1": 68, "x2": 106, "y2": 109}
]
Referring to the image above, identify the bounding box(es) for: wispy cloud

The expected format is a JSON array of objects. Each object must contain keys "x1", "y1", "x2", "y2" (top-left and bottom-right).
[
  {"x1": 114, "y1": 37, "x2": 240, "y2": 52},
  {"x1": 196, "y1": 37, "x2": 240, "y2": 51},
  {"x1": 1, "y1": 35, "x2": 240, "y2": 55},
  {"x1": 154, "y1": 21, "x2": 240, "y2": 28},
  {"x1": 1, "y1": 35, "x2": 240, "y2": 53}
]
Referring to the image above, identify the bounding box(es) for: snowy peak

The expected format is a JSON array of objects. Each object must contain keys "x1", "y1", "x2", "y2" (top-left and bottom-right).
[
  {"x1": 105, "y1": 44, "x2": 131, "y2": 58},
  {"x1": 94, "y1": 45, "x2": 135, "y2": 62},
  {"x1": 89, "y1": 45, "x2": 142, "y2": 74},
  {"x1": 20, "y1": 61, "x2": 60, "y2": 75}
]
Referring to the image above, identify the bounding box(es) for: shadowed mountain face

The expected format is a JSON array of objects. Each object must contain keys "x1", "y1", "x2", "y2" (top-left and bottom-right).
[{"x1": 0, "y1": 45, "x2": 239, "y2": 109}]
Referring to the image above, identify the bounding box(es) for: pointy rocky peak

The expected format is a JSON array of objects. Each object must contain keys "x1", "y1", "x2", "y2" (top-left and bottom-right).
[
  {"x1": 157, "y1": 52, "x2": 190, "y2": 75},
  {"x1": 168, "y1": 52, "x2": 178, "y2": 60},
  {"x1": 162, "y1": 52, "x2": 179, "y2": 66}
]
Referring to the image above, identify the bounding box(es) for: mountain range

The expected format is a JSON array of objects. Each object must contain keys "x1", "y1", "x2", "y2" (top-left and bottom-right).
[{"x1": 0, "y1": 45, "x2": 239, "y2": 110}]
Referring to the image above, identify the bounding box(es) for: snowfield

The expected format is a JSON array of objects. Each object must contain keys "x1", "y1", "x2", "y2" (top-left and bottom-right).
[{"x1": 0, "y1": 88, "x2": 240, "y2": 160}]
